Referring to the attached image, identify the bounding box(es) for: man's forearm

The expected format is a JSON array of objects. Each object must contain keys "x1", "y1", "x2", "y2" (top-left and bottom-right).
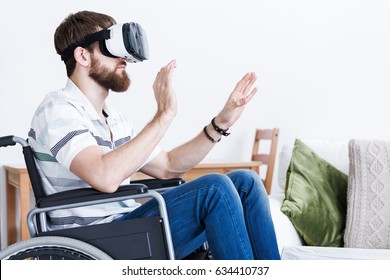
[
  {"x1": 104, "y1": 113, "x2": 174, "y2": 180},
  {"x1": 166, "y1": 122, "x2": 223, "y2": 174},
  {"x1": 70, "y1": 112, "x2": 173, "y2": 192}
]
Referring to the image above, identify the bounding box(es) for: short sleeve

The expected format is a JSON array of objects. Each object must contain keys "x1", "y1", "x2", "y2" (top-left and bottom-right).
[{"x1": 34, "y1": 100, "x2": 98, "y2": 170}]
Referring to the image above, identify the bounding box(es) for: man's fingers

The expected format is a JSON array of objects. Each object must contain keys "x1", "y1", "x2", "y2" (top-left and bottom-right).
[
  {"x1": 159, "y1": 60, "x2": 177, "y2": 82},
  {"x1": 245, "y1": 86, "x2": 258, "y2": 102},
  {"x1": 235, "y1": 87, "x2": 258, "y2": 107},
  {"x1": 233, "y1": 72, "x2": 257, "y2": 93},
  {"x1": 154, "y1": 60, "x2": 177, "y2": 89}
]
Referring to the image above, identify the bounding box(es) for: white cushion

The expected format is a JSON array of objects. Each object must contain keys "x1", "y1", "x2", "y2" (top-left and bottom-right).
[
  {"x1": 277, "y1": 139, "x2": 349, "y2": 191},
  {"x1": 269, "y1": 193, "x2": 303, "y2": 253}
]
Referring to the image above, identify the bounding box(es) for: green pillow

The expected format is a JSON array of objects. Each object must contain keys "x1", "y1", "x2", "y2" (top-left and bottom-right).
[{"x1": 281, "y1": 139, "x2": 348, "y2": 247}]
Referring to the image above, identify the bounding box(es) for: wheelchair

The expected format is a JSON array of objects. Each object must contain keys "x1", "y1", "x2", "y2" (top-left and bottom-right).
[{"x1": 0, "y1": 135, "x2": 209, "y2": 260}]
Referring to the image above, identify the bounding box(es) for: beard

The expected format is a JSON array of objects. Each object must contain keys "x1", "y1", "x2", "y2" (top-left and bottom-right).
[{"x1": 89, "y1": 55, "x2": 131, "y2": 92}]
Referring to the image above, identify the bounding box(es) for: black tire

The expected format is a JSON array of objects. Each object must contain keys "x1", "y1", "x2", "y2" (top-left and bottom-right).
[{"x1": 0, "y1": 236, "x2": 113, "y2": 260}]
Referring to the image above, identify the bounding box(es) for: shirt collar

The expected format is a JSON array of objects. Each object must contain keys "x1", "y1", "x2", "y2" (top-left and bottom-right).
[{"x1": 63, "y1": 79, "x2": 117, "y2": 123}]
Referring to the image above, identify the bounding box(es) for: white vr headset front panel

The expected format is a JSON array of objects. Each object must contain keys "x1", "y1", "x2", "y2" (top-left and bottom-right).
[{"x1": 106, "y1": 24, "x2": 138, "y2": 63}]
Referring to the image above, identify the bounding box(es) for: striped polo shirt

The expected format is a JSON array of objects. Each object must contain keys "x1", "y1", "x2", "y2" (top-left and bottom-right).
[{"x1": 28, "y1": 79, "x2": 161, "y2": 230}]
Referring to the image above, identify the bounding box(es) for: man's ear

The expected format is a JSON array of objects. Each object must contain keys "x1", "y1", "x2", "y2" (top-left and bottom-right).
[{"x1": 73, "y1": 47, "x2": 90, "y2": 66}]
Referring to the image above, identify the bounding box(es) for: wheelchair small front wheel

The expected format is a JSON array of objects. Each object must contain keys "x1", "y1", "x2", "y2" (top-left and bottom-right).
[{"x1": 0, "y1": 236, "x2": 113, "y2": 260}]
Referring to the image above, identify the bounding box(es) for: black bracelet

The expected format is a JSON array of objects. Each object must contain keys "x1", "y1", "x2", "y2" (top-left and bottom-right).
[
  {"x1": 211, "y1": 117, "x2": 230, "y2": 136},
  {"x1": 203, "y1": 126, "x2": 221, "y2": 143}
]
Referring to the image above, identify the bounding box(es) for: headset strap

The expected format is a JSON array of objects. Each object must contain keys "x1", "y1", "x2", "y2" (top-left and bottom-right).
[{"x1": 61, "y1": 29, "x2": 111, "y2": 62}]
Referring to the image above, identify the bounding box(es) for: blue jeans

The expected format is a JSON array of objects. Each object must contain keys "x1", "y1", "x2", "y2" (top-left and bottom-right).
[{"x1": 115, "y1": 170, "x2": 280, "y2": 260}]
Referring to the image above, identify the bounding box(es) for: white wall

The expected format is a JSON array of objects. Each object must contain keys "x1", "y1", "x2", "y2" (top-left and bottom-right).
[{"x1": 1, "y1": 0, "x2": 390, "y2": 248}]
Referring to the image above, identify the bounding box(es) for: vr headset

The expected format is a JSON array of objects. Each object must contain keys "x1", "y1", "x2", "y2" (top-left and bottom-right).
[{"x1": 61, "y1": 22, "x2": 149, "y2": 63}]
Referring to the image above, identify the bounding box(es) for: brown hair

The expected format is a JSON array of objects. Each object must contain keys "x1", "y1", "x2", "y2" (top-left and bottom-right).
[{"x1": 54, "y1": 11, "x2": 116, "y2": 77}]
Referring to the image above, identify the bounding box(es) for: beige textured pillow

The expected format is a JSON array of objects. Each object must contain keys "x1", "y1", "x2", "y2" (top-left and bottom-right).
[{"x1": 344, "y1": 140, "x2": 390, "y2": 249}]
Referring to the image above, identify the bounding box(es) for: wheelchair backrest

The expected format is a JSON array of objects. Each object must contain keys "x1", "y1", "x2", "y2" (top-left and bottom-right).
[{"x1": 22, "y1": 144, "x2": 46, "y2": 201}]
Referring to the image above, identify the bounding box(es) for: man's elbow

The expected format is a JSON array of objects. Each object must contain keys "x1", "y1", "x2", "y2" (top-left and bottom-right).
[
  {"x1": 90, "y1": 176, "x2": 121, "y2": 193},
  {"x1": 160, "y1": 170, "x2": 185, "y2": 180}
]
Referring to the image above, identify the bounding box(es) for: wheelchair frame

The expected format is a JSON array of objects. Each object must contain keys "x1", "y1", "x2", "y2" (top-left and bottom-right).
[{"x1": 0, "y1": 135, "x2": 176, "y2": 260}]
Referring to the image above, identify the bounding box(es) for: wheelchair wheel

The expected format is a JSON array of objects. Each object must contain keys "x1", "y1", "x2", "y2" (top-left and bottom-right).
[{"x1": 0, "y1": 236, "x2": 113, "y2": 260}]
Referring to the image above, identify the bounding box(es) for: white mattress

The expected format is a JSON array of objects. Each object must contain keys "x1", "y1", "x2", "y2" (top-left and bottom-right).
[
  {"x1": 269, "y1": 192, "x2": 303, "y2": 253},
  {"x1": 282, "y1": 246, "x2": 390, "y2": 260}
]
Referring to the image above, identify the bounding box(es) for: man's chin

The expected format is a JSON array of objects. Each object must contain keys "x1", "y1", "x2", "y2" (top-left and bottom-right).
[{"x1": 111, "y1": 81, "x2": 131, "y2": 92}]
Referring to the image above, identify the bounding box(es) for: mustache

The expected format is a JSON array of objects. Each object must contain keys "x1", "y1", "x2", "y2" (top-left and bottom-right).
[{"x1": 118, "y1": 61, "x2": 127, "y2": 67}]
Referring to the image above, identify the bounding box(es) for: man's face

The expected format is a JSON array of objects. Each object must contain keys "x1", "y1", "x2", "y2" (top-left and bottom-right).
[{"x1": 88, "y1": 49, "x2": 131, "y2": 92}]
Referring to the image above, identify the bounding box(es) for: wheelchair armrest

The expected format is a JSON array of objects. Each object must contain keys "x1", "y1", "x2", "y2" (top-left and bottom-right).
[
  {"x1": 36, "y1": 184, "x2": 148, "y2": 208},
  {"x1": 131, "y1": 178, "x2": 185, "y2": 190}
]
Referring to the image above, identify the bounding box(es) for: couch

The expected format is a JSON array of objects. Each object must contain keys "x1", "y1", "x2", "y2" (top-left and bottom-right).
[{"x1": 269, "y1": 139, "x2": 390, "y2": 259}]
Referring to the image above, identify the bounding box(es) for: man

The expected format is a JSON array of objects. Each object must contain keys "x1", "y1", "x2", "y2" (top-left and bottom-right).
[{"x1": 29, "y1": 10, "x2": 280, "y2": 260}]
